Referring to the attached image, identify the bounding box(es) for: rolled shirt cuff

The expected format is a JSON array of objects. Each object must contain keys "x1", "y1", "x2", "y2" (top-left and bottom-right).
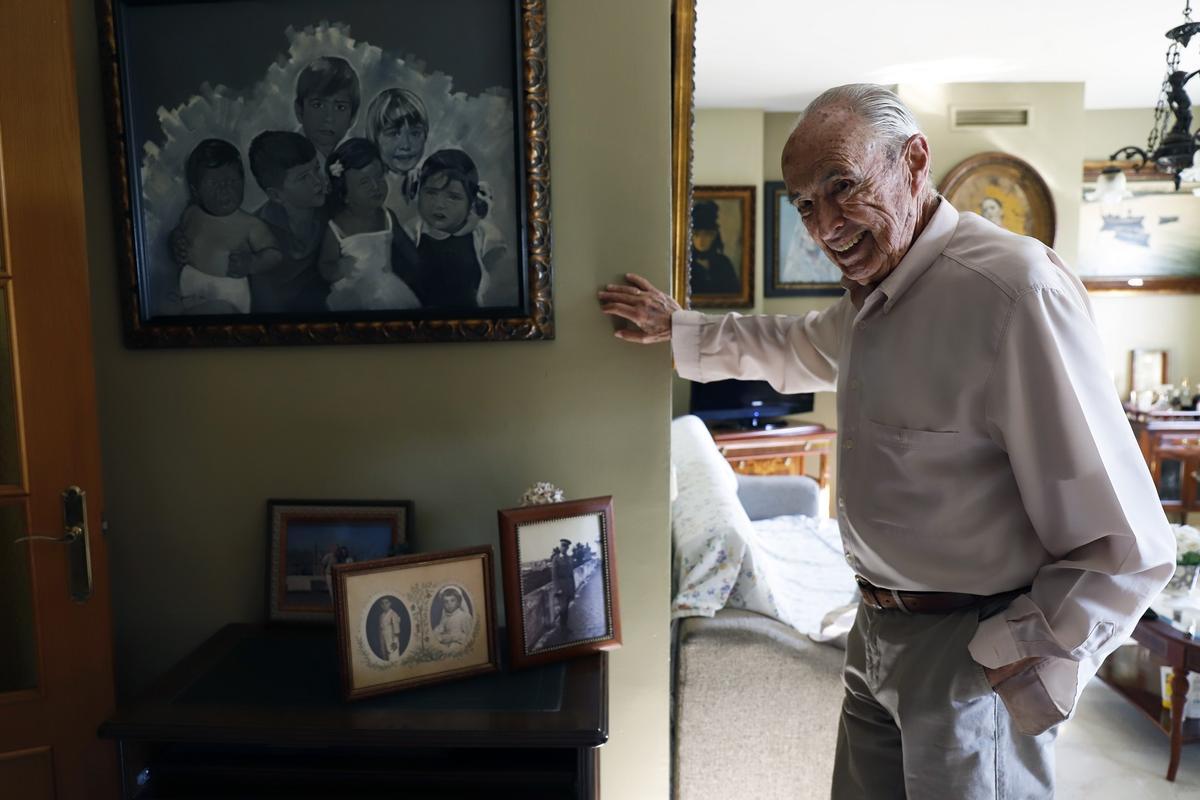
[
  {"x1": 671, "y1": 310, "x2": 707, "y2": 382},
  {"x1": 968, "y1": 610, "x2": 1025, "y2": 669}
]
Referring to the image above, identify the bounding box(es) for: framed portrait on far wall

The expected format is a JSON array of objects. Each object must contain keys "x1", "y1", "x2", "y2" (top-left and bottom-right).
[
  {"x1": 267, "y1": 499, "x2": 413, "y2": 623},
  {"x1": 498, "y1": 496, "x2": 621, "y2": 670},
  {"x1": 690, "y1": 186, "x2": 754, "y2": 307},
  {"x1": 763, "y1": 181, "x2": 842, "y2": 297},
  {"x1": 332, "y1": 546, "x2": 497, "y2": 700},
  {"x1": 1076, "y1": 172, "x2": 1200, "y2": 293},
  {"x1": 938, "y1": 152, "x2": 1056, "y2": 247},
  {"x1": 96, "y1": 0, "x2": 552, "y2": 347}
]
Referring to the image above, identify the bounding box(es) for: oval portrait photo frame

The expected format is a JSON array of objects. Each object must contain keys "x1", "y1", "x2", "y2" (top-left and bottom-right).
[{"x1": 939, "y1": 152, "x2": 1056, "y2": 248}]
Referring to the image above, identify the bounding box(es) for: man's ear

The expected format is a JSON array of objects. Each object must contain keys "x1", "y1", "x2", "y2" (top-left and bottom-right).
[{"x1": 903, "y1": 133, "x2": 931, "y2": 196}]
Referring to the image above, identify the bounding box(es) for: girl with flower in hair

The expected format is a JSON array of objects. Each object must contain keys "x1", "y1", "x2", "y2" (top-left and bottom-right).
[
  {"x1": 317, "y1": 138, "x2": 420, "y2": 311},
  {"x1": 405, "y1": 148, "x2": 511, "y2": 309}
]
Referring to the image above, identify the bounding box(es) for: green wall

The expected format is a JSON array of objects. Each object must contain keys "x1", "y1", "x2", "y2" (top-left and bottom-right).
[{"x1": 72, "y1": 1, "x2": 671, "y2": 794}]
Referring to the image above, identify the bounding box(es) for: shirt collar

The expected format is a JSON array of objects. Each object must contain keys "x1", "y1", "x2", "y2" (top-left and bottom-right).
[{"x1": 876, "y1": 197, "x2": 959, "y2": 313}]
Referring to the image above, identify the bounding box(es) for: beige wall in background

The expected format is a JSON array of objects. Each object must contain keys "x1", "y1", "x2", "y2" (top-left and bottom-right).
[
  {"x1": 1082, "y1": 106, "x2": 1200, "y2": 161},
  {"x1": 72, "y1": 0, "x2": 672, "y2": 795}
]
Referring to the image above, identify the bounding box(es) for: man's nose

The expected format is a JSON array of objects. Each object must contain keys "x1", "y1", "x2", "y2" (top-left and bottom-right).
[{"x1": 816, "y1": 201, "x2": 845, "y2": 240}]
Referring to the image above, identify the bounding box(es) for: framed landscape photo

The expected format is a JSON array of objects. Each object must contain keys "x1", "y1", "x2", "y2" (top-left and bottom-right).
[
  {"x1": 96, "y1": 0, "x2": 552, "y2": 347},
  {"x1": 332, "y1": 546, "x2": 497, "y2": 700},
  {"x1": 690, "y1": 186, "x2": 754, "y2": 308},
  {"x1": 939, "y1": 152, "x2": 1056, "y2": 247},
  {"x1": 1077, "y1": 175, "x2": 1200, "y2": 293},
  {"x1": 763, "y1": 181, "x2": 842, "y2": 297},
  {"x1": 268, "y1": 499, "x2": 413, "y2": 623},
  {"x1": 498, "y1": 496, "x2": 621, "y2": 670}
]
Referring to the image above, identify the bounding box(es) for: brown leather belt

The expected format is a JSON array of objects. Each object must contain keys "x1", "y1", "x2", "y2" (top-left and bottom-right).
[{"x1": 855, "y1": 576, "x2": 1026, "y2": 614}]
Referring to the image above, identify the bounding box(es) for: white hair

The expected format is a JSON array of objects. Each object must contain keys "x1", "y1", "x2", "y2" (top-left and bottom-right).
[{"x1": 798, "y1": 84, "x2": 923, "y2": 159}]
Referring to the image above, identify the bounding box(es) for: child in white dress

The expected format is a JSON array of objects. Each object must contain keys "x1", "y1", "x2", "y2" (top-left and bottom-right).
[{"x1": 317, "y1": 138, "x2": 420, "y2": 311}]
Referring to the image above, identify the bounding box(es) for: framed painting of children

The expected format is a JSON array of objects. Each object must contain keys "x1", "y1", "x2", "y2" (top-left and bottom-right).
[{"x1": 97, "y1": 0, "x2": 552, "y2": 347}]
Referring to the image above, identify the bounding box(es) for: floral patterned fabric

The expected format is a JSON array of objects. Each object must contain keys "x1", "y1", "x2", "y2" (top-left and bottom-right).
[{"x1": 670, "y1": 416, "x2": 859, "y2": 632}]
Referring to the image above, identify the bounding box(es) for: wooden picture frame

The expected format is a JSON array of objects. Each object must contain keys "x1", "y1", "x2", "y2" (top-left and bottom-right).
[
  {"x1": 690, "y1": 186, "x2": 755, "y2": 308},
  {"x1": 1130, "y1": 348, "x2": 1169, "y2": 396},
  {"x1": 671, "y1": 0, "x2": 697, "y2": 309},
  {"x1": 498, "y1": 496, "x2": 621, "y2": 670},
  {"x1": 939, "y1": 152, "x2": 1056, "y2": 247},
  {"x1": 95, "y1": 0, "x2": 552, "y2": 347},
  {"x1": 267, "y1": 499, "x2": 413, "y2": 623},
  {"x1": 332, "y1": 546, "x2": 498, "y2": 701},
  {"x1": 763, "y1": 180, "x2": 843, "y2": 297}
]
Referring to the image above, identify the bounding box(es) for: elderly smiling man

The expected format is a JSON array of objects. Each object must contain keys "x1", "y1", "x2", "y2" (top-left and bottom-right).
[{"x1": 599, "y1": 84, "x2": 1174, "y2": 798}]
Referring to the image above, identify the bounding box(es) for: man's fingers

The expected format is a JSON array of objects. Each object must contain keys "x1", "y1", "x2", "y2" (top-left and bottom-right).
[
  {"x1": 600, "y1": 302, "x2": 642, "y2": 323},
  {"x1": 624, "y1": 273, "x2": 658, "y2": 292},
  {"x1": 614, "y1": 328, "x2": 661, "y2": 344}
]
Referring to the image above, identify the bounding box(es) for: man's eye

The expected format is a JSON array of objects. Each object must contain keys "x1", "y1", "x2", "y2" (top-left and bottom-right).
[
  {"x1": 835, "y1": 180, "x2": 853, "y2": 194},
  {"x1": 796, "y1": 200, "x2": 813, "y2": 217}
]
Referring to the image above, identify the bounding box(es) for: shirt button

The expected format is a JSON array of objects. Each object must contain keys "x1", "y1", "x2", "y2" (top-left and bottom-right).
[{"x1": 844, "y1": 439, "x2": 855, "y2": 450}]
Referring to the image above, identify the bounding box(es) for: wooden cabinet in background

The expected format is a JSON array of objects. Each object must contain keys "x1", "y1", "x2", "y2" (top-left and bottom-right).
[
  {"x1": 1127, "y1": 405, "x2": 1200, "y2": 522},
  {"x1": 709, "y1": 424, "x2": 836, "y2": 509}
]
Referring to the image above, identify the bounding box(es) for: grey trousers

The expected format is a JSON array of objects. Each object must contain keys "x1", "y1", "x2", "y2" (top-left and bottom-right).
[{"x1": 831, "y1": 600, "x2": 1057, "y2": 800}]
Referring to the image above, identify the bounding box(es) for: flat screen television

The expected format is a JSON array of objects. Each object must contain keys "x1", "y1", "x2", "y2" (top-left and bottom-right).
[{"x1": 688, "y1": 379, "x2": 814, "y2": 429}]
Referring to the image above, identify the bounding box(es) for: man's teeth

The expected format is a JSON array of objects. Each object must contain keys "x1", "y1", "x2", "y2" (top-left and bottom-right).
[{"x1": 830, "y1": 232, "x2": 865, "y2": 253}]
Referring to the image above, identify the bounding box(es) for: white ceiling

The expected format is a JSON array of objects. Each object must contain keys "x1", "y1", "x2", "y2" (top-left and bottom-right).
[{"x1": 694, "y1": 0, "x2": 1199, "y2": 110}]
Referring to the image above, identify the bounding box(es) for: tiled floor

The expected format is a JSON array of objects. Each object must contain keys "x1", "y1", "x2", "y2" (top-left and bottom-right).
[{"x1": 1058, "y1": 678, "x2": 1200, "y2": 798}]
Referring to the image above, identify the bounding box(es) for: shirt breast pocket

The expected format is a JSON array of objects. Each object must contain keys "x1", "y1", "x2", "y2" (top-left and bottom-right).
[{"x1": 854, "y1": 419, "x2": 966, "y2": 531}]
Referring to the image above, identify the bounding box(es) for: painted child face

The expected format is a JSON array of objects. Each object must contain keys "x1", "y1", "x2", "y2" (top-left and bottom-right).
[
  {"x1": 297, "y1": 91, "x2": 354, "y2": 155},
  {"x1": 343, "y1": 159, "x2": 388, "y2": 212},
  {"x1": 418, "y1": 174, "x2": 470, "y2": 233},
  {"x1": 378, "y1": 122, "x2": 428, "y2": 173},
  {"x1": 194, "y1": 163, "x2": 244, "y2": 217},
  {"x1": 271, "y1": 158, "x2": 326, "y2": 209}
]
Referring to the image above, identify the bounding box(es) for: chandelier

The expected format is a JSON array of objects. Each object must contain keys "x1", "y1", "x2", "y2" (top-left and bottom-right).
[{"x1": 1109, "y1": 0, "x2": 1200, "y2": 190}]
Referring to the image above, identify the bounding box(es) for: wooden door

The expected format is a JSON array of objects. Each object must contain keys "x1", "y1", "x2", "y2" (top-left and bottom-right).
[{"x1": 0, "y1": 0, "x2": 118, "y2": 798}]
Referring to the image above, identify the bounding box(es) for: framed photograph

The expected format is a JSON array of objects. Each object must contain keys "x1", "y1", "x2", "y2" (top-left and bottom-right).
[
  {"x1": 498, "y1": 496, "x2": 621, "y2": 670},
  {"x1": 939, "y1": 152, "x2": 1056, "y2": 247},
  {"x1": 690, "y1": 186, "x2": 754, "y2": 308},
  {"x1": 1130, "y1": 349, "x2": 1169, "y2": 395},
  {"x1": 1077, "y1": 176, "x2": 1200, "y2": 293},
  {"x1": 763, "y1": 181, "x2": 843, "y2": 297},
  {"x1": 332, "y1": 546, "x2": 497, "y2": 700},
  {"x1": 96, "y1": 0, "x2": 552, "y2": 347},
  {"x1": 268, "y1": 499, "x2": 413, "y2": 623}
]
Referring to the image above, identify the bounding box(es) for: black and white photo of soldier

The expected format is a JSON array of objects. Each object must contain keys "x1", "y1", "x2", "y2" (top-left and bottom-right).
[
  {"x1": 518, "y1": 522, "x2": 609, "y2": 654},
  {"x1": 121, "y1": 1, "x2": 522, "y2": 319}
]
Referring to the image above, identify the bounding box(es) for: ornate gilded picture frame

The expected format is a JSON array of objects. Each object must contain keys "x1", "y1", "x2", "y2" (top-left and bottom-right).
[
  {"x1": 96, "y1": 0, "x2": 551, "y2": 347},
  {"x1": 671, "y1": 0, "x2": 697, "y2": 308},
  {"x1": 690, "y1": 186, "x2": 755, "y2": 307},
  {"x1": 939, "y1": 152, "x2": 1056, "y2": 247}
]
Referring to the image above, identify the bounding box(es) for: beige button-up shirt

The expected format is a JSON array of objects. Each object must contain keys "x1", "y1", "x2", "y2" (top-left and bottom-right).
[{"x1": 672, "y1": 199, "x2": 1174, "y2": 730}]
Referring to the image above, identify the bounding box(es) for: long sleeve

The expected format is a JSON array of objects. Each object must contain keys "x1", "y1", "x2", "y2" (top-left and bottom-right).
[
  {"x1": 670, "y1": 296, "x2": 852, "y2": 393},
  {"x1": 968, "y1": 283, "x2": 1175, "y2": 726}
]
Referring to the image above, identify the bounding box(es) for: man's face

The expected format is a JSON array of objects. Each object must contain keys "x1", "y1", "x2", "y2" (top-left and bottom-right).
[
  {"x1": 297, "y1": 91, "x2": 354, "y2": 155},
  {"x1": 781, "y1": 106, "x2": 926, "y2": 286},
  {"x1": 271, "y1": 158, "x2": 326, "y2": 209}
]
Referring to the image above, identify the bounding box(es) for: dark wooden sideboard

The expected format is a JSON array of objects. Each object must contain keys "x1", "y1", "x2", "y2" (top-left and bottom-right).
[
  {"x1": 1126, "y1": 405, "x2": 1200, "y2": 522},
  {"x1": 99, "y1": 624, "x2": 607, "y2": 799}
]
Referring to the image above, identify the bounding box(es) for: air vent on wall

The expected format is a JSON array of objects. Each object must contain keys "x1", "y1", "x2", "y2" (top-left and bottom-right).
[{"x1": 951, "y1": 106, "x2": 1031, "y2": 129}]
